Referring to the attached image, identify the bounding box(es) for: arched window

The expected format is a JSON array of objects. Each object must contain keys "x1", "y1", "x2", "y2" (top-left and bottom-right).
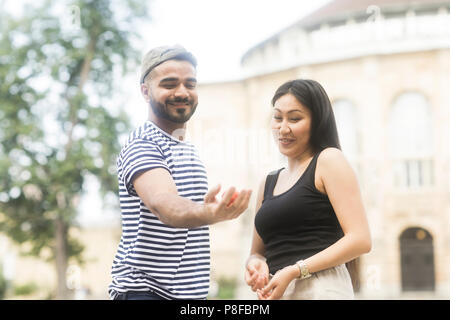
[
  {"x1": 400, "y1": 227, "x2": 435, "y2": 291},
  {"x1": 333, "y1": 99, "x2": 359, "y2": 158},
  {"x1": 388, "y1": 92, "x2": 434, "y2": 189}
]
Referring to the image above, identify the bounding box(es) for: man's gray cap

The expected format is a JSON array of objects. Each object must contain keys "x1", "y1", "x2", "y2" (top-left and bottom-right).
[{"x1": 140, "y1": 44, "x2": 197, "y2": 84}]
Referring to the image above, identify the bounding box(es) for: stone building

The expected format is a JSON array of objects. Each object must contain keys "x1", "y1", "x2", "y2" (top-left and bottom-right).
[{"x1": 192, "y1": 0, "x2": 450, "y2": 299}]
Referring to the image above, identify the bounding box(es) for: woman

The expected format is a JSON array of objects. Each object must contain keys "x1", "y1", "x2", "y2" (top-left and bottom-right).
[{"x1": 245, "y1": 79, "x2": 371, "y2": 300}]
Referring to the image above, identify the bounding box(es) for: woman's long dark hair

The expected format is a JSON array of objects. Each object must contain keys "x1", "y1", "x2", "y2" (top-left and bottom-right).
[
  {"x1": 271, "y1": 79, "x2": 341, "y2": 153},
  {"x1": 272, "y1": 79, "x2": 360, "y2": 291}
]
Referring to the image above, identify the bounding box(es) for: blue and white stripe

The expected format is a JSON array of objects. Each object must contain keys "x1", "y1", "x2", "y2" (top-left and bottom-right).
[{"x1": 109, "y1": 121, "x2": 210, "y2": 300}]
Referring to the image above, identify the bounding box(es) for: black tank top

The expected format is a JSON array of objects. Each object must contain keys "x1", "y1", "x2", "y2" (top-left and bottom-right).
[{"x1": 254, "y1": 151, "x2": 344, "y2": 274}]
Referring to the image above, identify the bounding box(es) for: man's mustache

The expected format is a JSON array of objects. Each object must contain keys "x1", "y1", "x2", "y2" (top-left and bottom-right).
[{"x1": 167, "y1": 97, "x2": 192, "y2": 104}]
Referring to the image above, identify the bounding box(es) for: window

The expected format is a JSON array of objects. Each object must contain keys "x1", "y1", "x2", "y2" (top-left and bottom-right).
[
  {"x1": 332, "y1": 99, "x2": 362, "y2": 178},
  {"x1": 333, "y1": 99, "x2": 359, "y2": 158},
  {"x1": 388, "y1": 92, "x2": 434, "y2": 189}
]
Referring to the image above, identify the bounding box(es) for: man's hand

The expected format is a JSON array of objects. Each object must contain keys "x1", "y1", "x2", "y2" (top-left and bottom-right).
[
  {"x1": 204, "y1": 184, "x2": 252, "y2": 224},
  {"x1": 134, "y1": 168, "x2": 252, "y2": 227}
]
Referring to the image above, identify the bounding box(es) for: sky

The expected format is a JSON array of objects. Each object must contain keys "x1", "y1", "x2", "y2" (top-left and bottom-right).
[
  {"x1": 142, "y1": 0, "x2": 331, "y2": 83},
  {"x1": 3, "y1": 0, "x2": 331, "y2": 83}
]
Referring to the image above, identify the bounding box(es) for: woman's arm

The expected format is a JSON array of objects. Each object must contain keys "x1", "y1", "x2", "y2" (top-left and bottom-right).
[
  {"x1": 245, "y1": 177, "x2": 270, "y2": 292},
  {"x1": 303, "y1": 147, "x2": 372, "y2": 273}
]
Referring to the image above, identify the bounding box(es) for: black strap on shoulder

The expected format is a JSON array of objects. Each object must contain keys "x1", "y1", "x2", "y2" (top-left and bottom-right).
[{"x1": 263, "y1": 169, "x2": 282, "y2": 201}]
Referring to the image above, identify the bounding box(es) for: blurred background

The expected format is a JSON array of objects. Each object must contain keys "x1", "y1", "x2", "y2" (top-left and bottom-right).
[{"x1": 1, "y1": 0, "x2": 449, "y2": 300}]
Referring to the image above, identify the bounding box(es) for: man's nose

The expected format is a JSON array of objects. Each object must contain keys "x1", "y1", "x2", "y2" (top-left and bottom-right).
[{"x1": 174, "y1": 84, "x2": 189, "y2": 98}]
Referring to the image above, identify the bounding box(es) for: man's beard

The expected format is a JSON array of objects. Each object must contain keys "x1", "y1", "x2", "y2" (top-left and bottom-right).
[{"x1": 149, "y1": 96, "x2": 197, "y2": 124}]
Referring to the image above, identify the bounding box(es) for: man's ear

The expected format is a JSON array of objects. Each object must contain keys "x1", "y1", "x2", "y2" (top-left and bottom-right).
[{"x1": 141, "y1": 83, "x2": 150, "y2": 103}]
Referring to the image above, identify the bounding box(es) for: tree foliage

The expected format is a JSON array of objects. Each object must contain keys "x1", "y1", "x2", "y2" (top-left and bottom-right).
[{"x1": 0, "y1": 0, "x2": 149, "y2": 297}]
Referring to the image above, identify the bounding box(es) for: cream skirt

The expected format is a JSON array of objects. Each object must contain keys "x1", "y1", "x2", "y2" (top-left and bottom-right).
[{"x1": 280, "y1": 264, "x2": 354, "y2": 300}]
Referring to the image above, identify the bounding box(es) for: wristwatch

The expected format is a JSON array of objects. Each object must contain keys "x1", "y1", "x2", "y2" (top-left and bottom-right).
[{"x1": 296, "y1": 260, "x2": 312, "y2": 280}]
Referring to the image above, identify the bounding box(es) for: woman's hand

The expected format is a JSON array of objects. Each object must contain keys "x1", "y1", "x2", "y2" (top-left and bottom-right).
[
  {"x1": 245, "y1": 257, "x2": 269, "y2": 292},
  {"x1": 257, "y1": 265, "x2": 299, "y2": 300}
]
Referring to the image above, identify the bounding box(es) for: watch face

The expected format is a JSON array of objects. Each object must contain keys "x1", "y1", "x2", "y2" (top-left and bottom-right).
[{"x1": 297, "y1": 260, "x2": 311, "y2": 279}]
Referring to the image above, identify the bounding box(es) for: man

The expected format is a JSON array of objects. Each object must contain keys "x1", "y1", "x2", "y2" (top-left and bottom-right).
[{"x1": 108, "y1": 45, "x2": 252, "y2": 300}]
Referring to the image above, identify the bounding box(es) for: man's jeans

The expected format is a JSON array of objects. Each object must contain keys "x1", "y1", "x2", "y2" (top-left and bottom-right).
[{"x1": 115, "y1": 290, "x2": 166, "y2": 300}]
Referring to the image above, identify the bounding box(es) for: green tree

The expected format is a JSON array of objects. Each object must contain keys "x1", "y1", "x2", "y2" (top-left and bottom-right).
[
  {"x1": 0, "y1": 266, "x2": 7, "y2": 299},
  {"x1": 0, "y1": 0, "x2": 149, "y2": 299}
]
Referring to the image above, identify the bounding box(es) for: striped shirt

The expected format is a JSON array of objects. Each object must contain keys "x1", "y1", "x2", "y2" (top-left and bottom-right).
[{"x1": 108, "y1": 121, "x2": 210, "y2": 300}]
